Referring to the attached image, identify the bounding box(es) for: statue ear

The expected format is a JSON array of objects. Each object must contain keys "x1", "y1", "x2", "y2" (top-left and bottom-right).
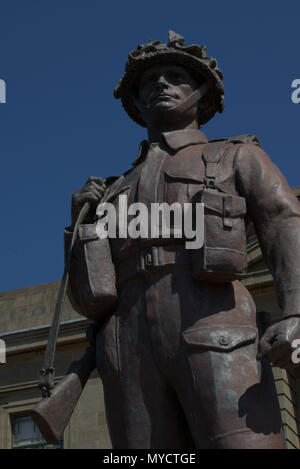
[{"x1": 131, "y1": 94, "x2": 147, "y2": 121}]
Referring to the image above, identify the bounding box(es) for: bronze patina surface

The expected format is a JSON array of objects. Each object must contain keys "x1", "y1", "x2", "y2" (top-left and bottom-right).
[{"x1": 51, "y1": 31, "x2": 300, "y2": 448}]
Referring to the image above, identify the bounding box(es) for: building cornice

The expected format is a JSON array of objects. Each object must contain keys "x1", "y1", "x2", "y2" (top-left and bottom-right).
[{"x1": 0, "y1": 318, "x2": 92, "y2": 356}]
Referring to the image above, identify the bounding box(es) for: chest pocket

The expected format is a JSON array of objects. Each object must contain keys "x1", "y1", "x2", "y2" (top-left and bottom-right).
[
  {"x1": 191, "y1": 142, "x2": 248, "y2": 283},
  {"x1": 192, "y1": 188, "x2": 247, "y2": 283},
  {"x1": 165, "y1": 171, "x2": 204, "y2": 206}
]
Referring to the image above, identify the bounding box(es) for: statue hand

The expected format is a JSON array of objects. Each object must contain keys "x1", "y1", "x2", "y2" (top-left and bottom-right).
[
  {"x1": 71, "y1": 176, "x2": 106, "y2": 226},
  {"x1": 257, "y1": 317, "x2": 300, "y2": 368}
]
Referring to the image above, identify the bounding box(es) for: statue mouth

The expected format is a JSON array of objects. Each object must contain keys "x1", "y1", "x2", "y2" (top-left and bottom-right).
[{"x1": 151, "y1": 93, "x2": 178, "y2": 105}]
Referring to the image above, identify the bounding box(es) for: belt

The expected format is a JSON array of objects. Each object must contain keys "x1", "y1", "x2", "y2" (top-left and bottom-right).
[{"x1": 117, "y1": 244, "x2": 192, "y2": 286}]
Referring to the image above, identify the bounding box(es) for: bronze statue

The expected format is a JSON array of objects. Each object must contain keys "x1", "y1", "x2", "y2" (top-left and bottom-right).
[{"x1": 62, "y1": 31, "x2": 300, "y2": 448}]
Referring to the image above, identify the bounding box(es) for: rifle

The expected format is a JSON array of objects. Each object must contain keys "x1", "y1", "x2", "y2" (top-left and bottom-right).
[
  {"x1": 31, "y1": 175, "x2": 119, "y2": 443},
  {"x1": 31, "y1": 201, "x2": 94, "y2": 444},
  {"x1": 31, "y1": 342, "x2": 96, "y2": 444}
]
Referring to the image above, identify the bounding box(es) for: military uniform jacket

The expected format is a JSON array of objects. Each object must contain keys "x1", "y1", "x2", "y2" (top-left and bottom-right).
[{"x1": 65, "y1": 129, "x2": 300, "y2": 322}]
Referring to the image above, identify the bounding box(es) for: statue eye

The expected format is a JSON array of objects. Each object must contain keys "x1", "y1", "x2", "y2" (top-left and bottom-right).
[
  {"x1": 168, "y1": 71, "x2": 183, "y2": 82},
  {"x1": 141, "y1": 73, "x2": 157, "y2": 86}
]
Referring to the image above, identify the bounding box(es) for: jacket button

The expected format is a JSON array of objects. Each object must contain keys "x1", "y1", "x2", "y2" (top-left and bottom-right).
[{"x1": 219, "y1": 335, "x2": 230, "y2": 346}]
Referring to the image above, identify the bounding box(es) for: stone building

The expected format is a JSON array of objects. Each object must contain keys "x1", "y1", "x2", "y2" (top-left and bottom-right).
[{"x1": 1, "y1": 188, "x2": 300, "y2": 449}]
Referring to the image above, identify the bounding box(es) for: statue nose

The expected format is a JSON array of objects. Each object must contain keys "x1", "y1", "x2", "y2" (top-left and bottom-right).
[{"x1": 156, "y1": 74, "x2": 168, "y2": 88}]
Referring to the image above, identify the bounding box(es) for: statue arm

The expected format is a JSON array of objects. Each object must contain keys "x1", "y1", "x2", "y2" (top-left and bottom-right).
[
  {"x1": 235, "y1": 143, "x2": 300, "y2": 317},
  {"x1": 235, "y1": 143, "x2": 300, "y2": 367}
]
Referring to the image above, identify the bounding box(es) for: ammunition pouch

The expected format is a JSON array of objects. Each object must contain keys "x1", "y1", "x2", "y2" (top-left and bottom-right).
[
  {"x1": 65, "y1": 224, "x2": 118, "y2": 322},
  {"x1": 191, "y1": 139, "x2": 250, "y2": 283}
]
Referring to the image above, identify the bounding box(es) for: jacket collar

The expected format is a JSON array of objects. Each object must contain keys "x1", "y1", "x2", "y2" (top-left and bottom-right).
[
  {"x1": 132, "y1": 129, "x2": 208, "y2": 166},
  {"x1": 162, "y1": 129, "x2": 208, "y2": 151}
]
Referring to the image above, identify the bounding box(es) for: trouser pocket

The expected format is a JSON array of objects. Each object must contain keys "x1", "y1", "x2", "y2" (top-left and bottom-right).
[
  {"x1": 179, "y1": 324, "x2": 282, "y2": 444},
  {"x1": 182, "y1": 325, "x2": 257, "y2": 352}
]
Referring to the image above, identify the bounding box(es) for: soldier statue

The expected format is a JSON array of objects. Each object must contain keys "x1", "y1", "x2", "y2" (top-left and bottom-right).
[{"x1": 65, "y1": 31, "x2": 300, "y2": 449}]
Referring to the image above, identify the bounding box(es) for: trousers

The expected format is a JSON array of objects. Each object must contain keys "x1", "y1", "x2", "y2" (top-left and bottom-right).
[{"x1": 96, "y1": 267, "x2": 285, "y2": 449}]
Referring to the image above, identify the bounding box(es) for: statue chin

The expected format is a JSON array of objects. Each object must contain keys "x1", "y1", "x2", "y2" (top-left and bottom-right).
[{"x1": 143, "y1": 102, "x2": 186, "y2": 127}]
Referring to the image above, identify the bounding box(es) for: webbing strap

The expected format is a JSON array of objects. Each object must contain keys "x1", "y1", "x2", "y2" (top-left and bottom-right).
[
  {"x1": 39, "y1": 202, "x2": 90, "y2": 397},
  {"x1": 202, "y1": 141, "x2": 231, "y2": 188}
]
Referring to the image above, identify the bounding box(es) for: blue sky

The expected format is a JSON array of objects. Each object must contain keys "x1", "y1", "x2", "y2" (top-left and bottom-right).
[{"x1": 0, "y1": 0, "x2": 299, "y2": 293}]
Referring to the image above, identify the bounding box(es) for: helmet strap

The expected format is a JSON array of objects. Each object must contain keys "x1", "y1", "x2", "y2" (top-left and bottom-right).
[{"x1": 170, "y1": 82, "x2": 209, "y2": 113}]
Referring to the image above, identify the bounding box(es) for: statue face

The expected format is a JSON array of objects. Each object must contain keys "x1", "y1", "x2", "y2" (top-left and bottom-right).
[{"x1": 137, "y1": 64, "x2": 199, "y2": 126}]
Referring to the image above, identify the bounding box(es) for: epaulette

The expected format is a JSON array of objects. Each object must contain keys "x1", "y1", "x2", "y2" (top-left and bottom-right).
[{"x1": 208, "y1": 134, "x2": 261, "y2": 147}]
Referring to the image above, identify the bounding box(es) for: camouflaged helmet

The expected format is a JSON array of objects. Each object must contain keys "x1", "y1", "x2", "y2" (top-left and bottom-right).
[{"x1": 114, "y1": 31, "x2": 225, "y2": 127}]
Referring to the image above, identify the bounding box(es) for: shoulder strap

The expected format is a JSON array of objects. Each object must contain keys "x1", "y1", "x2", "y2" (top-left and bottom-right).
[
  {"x1": 203, "y1": 134, "x2": 261, "y2": 189},
  {"x1": 202, "y1": 141, "x2": 231, "y2": 189},
  {"x1": 209, "y1": 134, "x2": 261, "y2": 147}
]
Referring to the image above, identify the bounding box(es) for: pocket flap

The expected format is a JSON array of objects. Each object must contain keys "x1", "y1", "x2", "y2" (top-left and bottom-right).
[
  {"x1": 182, "y1": 325, "x2": 257, "y2": 352},
  {"x1": 165, "y1": 170, "x2": 203, "y2": 184},
  {"x1": 201, "y1": 191, "x2": 246, "y2": 218},
  {"x1": 228, "y1": 195, "x2": 246, "y2": 217},
  {"x1": 78, "y1": 224, "x2": 99, "y2": 242},
  {"x1": 201, "y1": 190, "x2": 224, "y2": 215}
]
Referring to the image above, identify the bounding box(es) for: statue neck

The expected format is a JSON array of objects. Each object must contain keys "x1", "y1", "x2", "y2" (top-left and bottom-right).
[{"x1": 147, "y1": 119, "x2": 199, "y2": 144}]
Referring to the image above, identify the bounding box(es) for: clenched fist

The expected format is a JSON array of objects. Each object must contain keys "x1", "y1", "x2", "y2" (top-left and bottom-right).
[
  {"x1": 257, "y1": 316, "x2": 300, "y2": 369},
  {"x1": 71, "y1": 176, "x2": 106, "y2": 226}
]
